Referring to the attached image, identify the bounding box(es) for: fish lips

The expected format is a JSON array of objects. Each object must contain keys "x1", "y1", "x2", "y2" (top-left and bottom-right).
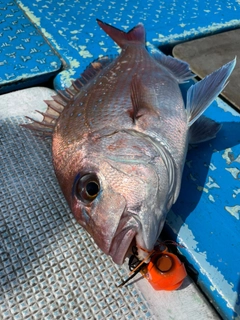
[{"x1": 109, "y1": 215, "x2": 139, "y2": 265}]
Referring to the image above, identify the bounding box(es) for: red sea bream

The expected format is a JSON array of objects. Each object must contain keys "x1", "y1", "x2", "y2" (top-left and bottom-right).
[{"x1": 24, "y1": 20, "x2": 236, "y2": 264}]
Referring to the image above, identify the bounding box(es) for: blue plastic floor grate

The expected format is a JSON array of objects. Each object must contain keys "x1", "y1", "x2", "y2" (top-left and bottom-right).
[
  {"x1": 168, "y1": 97, "x2": 240, "y2": 320},
  {"x1": 0, "y1": 1, "x2": 61, "y2": 93},
  {"x1": 16, "y1": 0, "x2": 240, "y2": 90}
]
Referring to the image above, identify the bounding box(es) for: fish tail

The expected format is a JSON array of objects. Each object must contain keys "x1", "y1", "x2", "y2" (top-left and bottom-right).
[
  {"x1": 186, "y1": 57, "x2": 236, "y2": 126},
  {"x1": 97, "y1": 19, "x2": 145, "y2": 48}
]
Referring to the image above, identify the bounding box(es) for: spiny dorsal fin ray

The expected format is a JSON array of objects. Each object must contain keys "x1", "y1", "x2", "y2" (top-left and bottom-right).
[
  {"x1": 52, "y1": 94, "x2": 68, "y2": 107},
  {"x1": 21, "y1": 116, "x2": 54, "y2": 134},
  {"x1": 57, "y1": 90, "x2": 72, "y2": 102},
  {"x1": 25, "y1": 116, "x2": 55, "y2": 128},
  {"x1": 69, "y1": 55, "x2": 115, "y2": 95},
  {"x1": 44, "y1": 100, "x2": 64, "y2": 114},
  {"x1": 22, "y1": 55, "x2": 115, "y2": 136},
  {"x1": 35, "y1": 110, "x2": 58, "y2": 122},
  {"x1": 21, "y1": 96, "x2": 67, "y2": 135}
]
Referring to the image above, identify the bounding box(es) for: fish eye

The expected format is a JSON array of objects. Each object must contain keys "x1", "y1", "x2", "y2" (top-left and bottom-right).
[{"x1": 75, "y1": 173, "x2": 100, "y2": 203}]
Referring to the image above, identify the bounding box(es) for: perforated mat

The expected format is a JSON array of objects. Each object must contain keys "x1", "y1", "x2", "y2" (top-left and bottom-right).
[{"x1": 0, "y1": 116, "x2": 153, "y2": 319}]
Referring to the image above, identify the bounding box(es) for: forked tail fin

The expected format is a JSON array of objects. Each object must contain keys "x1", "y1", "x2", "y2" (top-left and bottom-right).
[
  {"x1": 186, "y1": 58, "x2": 236, "y2": 127},
  {"x1": 97, "y1": 19, "x2": 145, "y2": 48}
]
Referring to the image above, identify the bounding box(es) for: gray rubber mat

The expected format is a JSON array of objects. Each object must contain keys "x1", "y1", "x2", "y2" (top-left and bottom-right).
[{"x1": 0, "y1": 116, "x2": 152, "y2": 319}]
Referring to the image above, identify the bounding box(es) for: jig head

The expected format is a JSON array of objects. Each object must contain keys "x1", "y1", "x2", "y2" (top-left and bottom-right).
[{"x1": 117, "y1": 241, "x2": 187, "y2": 290}]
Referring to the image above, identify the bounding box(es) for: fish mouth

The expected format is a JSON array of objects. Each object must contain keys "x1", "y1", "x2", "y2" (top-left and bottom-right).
[{"x1": 109, "y1": 215, "x2": 139, "y2": 265}]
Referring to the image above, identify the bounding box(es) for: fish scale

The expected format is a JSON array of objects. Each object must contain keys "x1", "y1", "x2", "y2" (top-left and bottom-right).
[
  {"x1": 81, "y1": 47, "x2": 154, "y2": 128},
  {"x1": 23, "y1": 20, "x2": 236, "y2": 265}
]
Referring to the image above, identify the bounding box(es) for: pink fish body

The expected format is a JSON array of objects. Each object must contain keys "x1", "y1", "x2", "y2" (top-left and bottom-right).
[{"x1": 25, "y1": 20, "x2": 235, "y2": 264}]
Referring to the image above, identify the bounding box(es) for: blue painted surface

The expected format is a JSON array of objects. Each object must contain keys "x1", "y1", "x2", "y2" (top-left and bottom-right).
[
  {"x1": 167, "y1": 98, "x2": 240, "y2": 320},
  {"x1": 16, "y1": 0, "x2": 240, "y2": 89},
  {"x1": 2, "y1": 0, "x2": 240, "y2": 319},
  {"x1": 0, "y1": 1, "x2": 61, "y2": 93}
]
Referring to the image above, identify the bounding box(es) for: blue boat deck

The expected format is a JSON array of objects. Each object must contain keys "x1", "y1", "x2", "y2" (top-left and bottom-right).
[
  {"x1": 0, "y1": 1, "x2": 240, "y2": 319},
  {"x1": 0, "y1": 1, "x2": 61, "y2": 93}
]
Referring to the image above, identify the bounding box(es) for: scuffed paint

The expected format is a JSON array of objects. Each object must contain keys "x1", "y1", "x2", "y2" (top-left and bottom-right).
[
  {"x1": 57, "y1": 57, "x2": 80, "y2": 88},
  {"x1": 0, "y1": 1, "x2": 61, "y2": 91},
  {"x1": 167, "y1": 210, "x2": 240, "y2": 317},
  {"x1": 233, "y1": 189, "x2": 240, "y2": 198},
  {"x1": 217, "y1": 98, "x2": 240, "y2": 117},
  {"x1": 79, "y1": 45, "x2": 93, "y2": 59},
  {"x1": 70, "y1": 30, "x2": 81, "y2": 34},
  {"x1": 17, "y1": 2, "x2": 64, "y2": 53},
  {"x1": 225, "y1": 205, "x2": 240, "y2": 220},
  {"x1": 100, "y1": 47, "x2": 109, "y2": 53},
  {"x1": 50, "y1": 61, "x2": 59, "y2": 68},
  {"x1": 206, "y1": 177, "x2": 220, "y2": 189},
  {"x1": 17, "y1": 1, "x2": 41, "y2": 26},
  {"x1": 225, "y1": 168, "x2": 240, "y2": 180},
  {"x1": 222, "y1": 148, "x2": 234, "y2": 165},
  {"x1": 208, "y1": 195, "x2": 215, "y2": 202},
  {"x1": 197, "y1": 186, "x2": 208, "y2": 193},
  {"x1": 209, "y1": 163, "x2": 217, "y2": 171},
  {"x1": 152, "y1": 19, "x2": 240, "y2": 45},
  {"x1": 190, "y1": 174, "x2": 197, "y2": 182},
  {"x1": 234, "y1": 154, "x2": 240, "y2": 163},
  {"x1": 0, "y1": 71, "x2": 58, "y2": 85},
  {"x1": 186, "y1": 160, "x2": 192, "y2": 168}
]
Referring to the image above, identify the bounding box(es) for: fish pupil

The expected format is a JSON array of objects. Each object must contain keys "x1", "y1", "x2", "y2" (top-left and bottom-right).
[
  {"x1": 86, "y1": 181, "x2": 99, "y2": 197},
  {"x1": 74, "y1": 173, "x2": 100, "y2": 203}
]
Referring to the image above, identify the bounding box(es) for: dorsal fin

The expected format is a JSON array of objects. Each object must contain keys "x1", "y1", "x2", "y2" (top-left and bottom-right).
[
  {"x1": 97, "y1": 19, "x2": 145, "y2": 48},
  {"x1": 22, "y1": 56, "x2": 115, "y2": 136},
  {"x1": 70, "y1": 55, "x2": 115, "y2": 94},
  {"x1": 151, "y1": 48, "x2": 195, "y2": 83},
  {"x1": 21, "y1": 96, "x2": 66, "y2": 136}
]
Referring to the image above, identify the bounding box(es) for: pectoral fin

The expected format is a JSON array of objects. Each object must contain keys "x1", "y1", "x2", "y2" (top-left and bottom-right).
[{"x1": 129, "y1": 75, "x2": 157, "y2": 123}]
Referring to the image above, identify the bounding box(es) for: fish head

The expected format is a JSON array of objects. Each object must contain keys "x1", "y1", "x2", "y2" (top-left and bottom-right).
[{"x1": 52, "y1": 128, "x2": 177, "y2": 265}]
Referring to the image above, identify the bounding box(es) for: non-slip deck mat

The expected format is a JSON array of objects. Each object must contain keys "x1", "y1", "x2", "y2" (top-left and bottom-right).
[
  {"x1": 0, "y1": 1, "x2": 61, "y2": 93},
  {"x1": 0, "y1": 116, "x2": 153, "y2": 320}
]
